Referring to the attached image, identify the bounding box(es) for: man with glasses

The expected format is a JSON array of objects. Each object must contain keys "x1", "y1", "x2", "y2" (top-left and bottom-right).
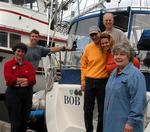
[
  {"x1": 81, "y1": 26, "x2": 109, "y2": 132},
  {"x1": 103, "y1": 12, "x2": 129, "y2": 44}
]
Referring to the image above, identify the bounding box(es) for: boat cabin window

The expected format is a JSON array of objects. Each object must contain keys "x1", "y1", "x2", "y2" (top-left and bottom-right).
[
  {"x1": 70, "y1": 16, "x2": 99, "y2": 36},
  {"x1": 0, "y1": 32, "x2": 7, "y2": 47},
  {"x1": 112, "y1": 13, "x2": 129, "y2": 32},
  {"x1": 130, "y1": 14, "x2": 150, "y2": 49},
  {"x1": 0, "y1": 31, "x2": 21, "y2": 48},
  {"x1": 38, "y1": 40, "x2": 47, "y2": 47},
  {"x1": 66, "y1": 16, "x2": 100, "y2": 67},
  {"x1": 0, "y1": 0, "x2": 9, "y2": 3},
  {"x1": 68, "y1": 16, "x2": 99, "y2": 51},
  {"x1": 10, "y1": 34, "x2": 21, "y2": 48},
  {"x1": 12, "y1": 0, "x2": 38, "y2": 11},
  {"x1": 38, "y1": 40, "x2": 55, "y2": 47}
]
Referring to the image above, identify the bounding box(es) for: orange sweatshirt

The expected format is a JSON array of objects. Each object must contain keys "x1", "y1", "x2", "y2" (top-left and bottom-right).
[
  {"x1": 81, "y1": 42, "x2": 109, "y2": 81},
  {"x1": 106, "y1": 52, "x2": 140, "y2": 72}
]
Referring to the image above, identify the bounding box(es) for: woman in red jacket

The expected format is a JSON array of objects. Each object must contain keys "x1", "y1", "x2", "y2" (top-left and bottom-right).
[
  {"x1": 100, "y1": 32, "x2": 140, "y2": 72},
  {"x1": 4, "y1": 43, "x2": 36, "y2": 132}
]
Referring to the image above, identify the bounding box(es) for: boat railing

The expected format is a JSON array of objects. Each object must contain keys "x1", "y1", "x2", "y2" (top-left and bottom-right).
[
  {"x1": 74, "y1": 6, "x2": 150, "y2": 20},
  {"x1": 0, "y1": 0, "x2": 46, "y2": 14},
  {"x1": 0, "y1": 47, "x2": 12, "y2": 53},
  {"x1": 62, "y1": 65, "x2": 80, "y2": 69}
]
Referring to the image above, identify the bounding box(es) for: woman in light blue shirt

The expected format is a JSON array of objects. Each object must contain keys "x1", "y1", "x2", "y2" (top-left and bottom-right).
[{"x1": 103, "y1": 43, "x2": 147, "y2": 132}]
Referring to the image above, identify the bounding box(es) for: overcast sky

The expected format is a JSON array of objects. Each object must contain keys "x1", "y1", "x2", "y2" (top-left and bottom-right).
[
  {"x1": 62, "y1": 0, "x2": 150, "y2": 20},
  {"x1": 104, "y1": 0, "x2": 150, "y2": 8}
]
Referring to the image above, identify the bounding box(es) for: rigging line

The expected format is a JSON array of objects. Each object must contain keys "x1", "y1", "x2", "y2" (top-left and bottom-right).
[
  {"x1": 70, "y1": 3, "x2": 76, "y2": 18},
  {"x1": 77, "y1": 0, "x2": 81, "y2": 16},
  {"x1": 46, "y1": 0, "x2": 55, "y2": 46},
  {"x1": 48, "y1": 0, "x2": 66, "y2": 42},
  {"x1": 95, "y1": 0, "x2": 98, "y2": 4},
  {"x1": 140, "y1": 0, "x2": 142, "y2": 9},
  {"x1": 61, "y1": 0, "x2": 77, "y2": 21},
  {"x1": 145, "y1": 0, "x2": 148, "y2": 9},
  {"x1": 118, "y1": 0, "x2": 121, "y2": 7},
  {"x1": 72, "y1": 0, "x2": 79, "y2": 11},
  {"x1": 61, "y1": 1, "x2": 74, "y2": 20},
  {"x1": 79, "y1": 0, "x2": 83, "y2": 4},
  {"x1": 51, "y1": 0, "x2": 67, "y2": 45},
  {"x1": 65, "y1": 2, "x2": 73, "y2": 18},
  {"x1": 70, "y1": 0, "x2": 82, "y2": 15},
  {"x1": 29, "y1": 6, "x2": 45, "y2": 17},
  {"x1": 83, "y1": 0, "x2": 88, "y2": 12},
  {"x1": 131, "y1": 0, "x2": 133, "y2": 7}
]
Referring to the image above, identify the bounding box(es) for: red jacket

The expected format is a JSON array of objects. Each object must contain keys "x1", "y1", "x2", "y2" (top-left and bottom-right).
[
  {"x1": 106, "y1": 53, "x2": 140, "y2": 72},
  {"x1": 4, "y1": 58, "x2": 36, "y2": 86}
]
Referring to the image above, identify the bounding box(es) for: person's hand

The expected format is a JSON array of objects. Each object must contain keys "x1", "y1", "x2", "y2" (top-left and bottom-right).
[
  {"x1": 65, "y1": 46, "x2": 72, "y2": 51},
  {"x1": 16, "y1": 78, "x2": 22, "y2": 85},
  {"x1": 62, "y1": 46, "x2": 72, "y2": 51},
  {"x1": 17, "y1": 78, "x2": 28, "y2": 83},
  {"x1": 81, "y1": 80, "x2": 85, "y2": 92},
  {"x1": 20, "y1": 80, "x2": 29, "y2": 87},
  {"x1": 124, "y1": 123, "x2": 133, "y2": 132},
  {"x1": 17, "y1": 78, "x2": 29, "y2": 87}
]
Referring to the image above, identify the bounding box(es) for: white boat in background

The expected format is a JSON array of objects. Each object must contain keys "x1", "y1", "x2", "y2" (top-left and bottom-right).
[
  {"x1": 1, "y1": 0, "x2": 150, "y2": 132},
  {"x1": 0, "y1": 0, "x2": 67, "y2": 94},
  {"x1": 43, "y1": 5, "x2": 150, "y2": 132}
]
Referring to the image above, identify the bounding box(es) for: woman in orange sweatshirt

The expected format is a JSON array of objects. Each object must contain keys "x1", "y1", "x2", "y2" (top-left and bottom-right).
[{"x1": 100, "y1": 32, "x2": 140, "y2": 72}]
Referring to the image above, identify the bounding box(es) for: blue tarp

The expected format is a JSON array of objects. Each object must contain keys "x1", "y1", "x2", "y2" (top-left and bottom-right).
[
  {"x1": 30, "y1": 110, "x2": 45, "y2": 118},
  {"x1": 137, "y1": 29, "x2": 150, "y2": 50},
  {"x1": 59, "y1": 69, "x2": 81, "y2": 84}
]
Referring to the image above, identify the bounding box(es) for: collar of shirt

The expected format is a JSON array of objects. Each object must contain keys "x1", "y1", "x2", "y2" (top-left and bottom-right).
[
  {"x1": 12, "y1": 57, "x2": 27, "y2": 66},
  {"x1": 116, "y1": 68, "x2": 122, "y2": 75},
  {"x1": 113, "y1": 63, "x2": 133, "y2": 77}
]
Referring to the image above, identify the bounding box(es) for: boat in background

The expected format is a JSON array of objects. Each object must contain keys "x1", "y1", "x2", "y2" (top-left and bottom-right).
[
  {"x1": 0, "y1": 0, "x2": 67, "y2": 94},
  {"x1": 1, "y1": 0, "x2": 150, "y2": 131},
  {"x1": 44, "y1": 6, "x2": 150, "y2": 132},
  {"x1": 0, "y1": 0, "x2": 68, "y2": 127}
]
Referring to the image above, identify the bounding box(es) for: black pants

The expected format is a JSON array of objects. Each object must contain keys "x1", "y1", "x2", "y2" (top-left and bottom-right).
[
  {"x1": 84, "y1": 77, "x2": 108, "y2": 132},
  {"x1": 5, "y1": 86, "x2": 33, "y2": 132}
]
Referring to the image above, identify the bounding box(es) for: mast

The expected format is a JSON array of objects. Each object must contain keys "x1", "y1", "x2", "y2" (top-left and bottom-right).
[{"x1": 73, "y1": 0, "x2": 111, "y2": 20}]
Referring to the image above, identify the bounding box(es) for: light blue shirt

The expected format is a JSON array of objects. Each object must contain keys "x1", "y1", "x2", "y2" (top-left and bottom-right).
[{"x1": 103, "y1": 63, "x2": 147, "y2": 132}]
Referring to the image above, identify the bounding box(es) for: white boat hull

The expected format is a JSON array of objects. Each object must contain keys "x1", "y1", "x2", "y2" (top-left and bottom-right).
[
  {"x1": 45, "y1": 82, "x2": 150, "y2": 132},
  {"x1": 46, "y1": 82, "x2": 99, "y2": 132}
]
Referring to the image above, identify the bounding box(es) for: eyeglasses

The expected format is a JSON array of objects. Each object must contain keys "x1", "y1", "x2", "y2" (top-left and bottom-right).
[{"x1": 90, "y1": 33, "x2": 98, "y2": 37}]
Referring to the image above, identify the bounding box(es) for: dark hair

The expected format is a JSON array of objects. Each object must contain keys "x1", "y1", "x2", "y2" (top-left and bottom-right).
[
  {"x1": 12, "y1": 43, "x2": 28, "y2": 53},
  {"x1": 30, "y1": 29, "x2": 39, "y2": 35}
]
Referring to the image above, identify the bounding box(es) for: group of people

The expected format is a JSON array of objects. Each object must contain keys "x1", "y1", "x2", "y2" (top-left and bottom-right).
[
  {"x1": 3, "y1": 12, "x2": 147, "y2": 132},
  {"x1": 4, "y1": 29, "x2": 67, "y2": 132},
  {"x1": 81, "y1": 13, "x2": 147, "y2": 132}
]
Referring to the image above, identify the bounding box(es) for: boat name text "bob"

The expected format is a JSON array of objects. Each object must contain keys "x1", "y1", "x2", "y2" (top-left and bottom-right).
[{"x1": 64, "y1": 96, "x2": 80, "y2": 106}]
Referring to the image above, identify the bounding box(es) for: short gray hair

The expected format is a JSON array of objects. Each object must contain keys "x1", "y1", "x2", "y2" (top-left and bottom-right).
[{"x1": 112, "y1": 43, "x2": 135, "y2": 62}]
